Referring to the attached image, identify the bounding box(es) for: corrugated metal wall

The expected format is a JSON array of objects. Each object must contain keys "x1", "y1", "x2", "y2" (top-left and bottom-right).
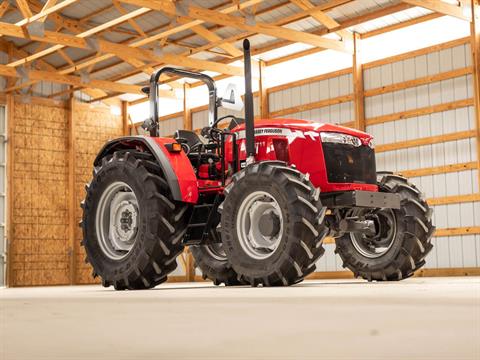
[
  {"x1": 269, "y1": 72, "x2": 354, "y2": 125},
  {"x1": 265, "y1": 40, "x2": 480, "y2": 274},
  {"x1": 135, "y1": 38, "x2": 480, "y2": 278},
  {"x1": 364, "y1": 42, "x2": 479, "y2": 270}
]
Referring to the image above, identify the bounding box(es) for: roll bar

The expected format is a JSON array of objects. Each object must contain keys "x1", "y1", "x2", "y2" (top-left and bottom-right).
[
  {"x1": 145, "y1": 67, "x2": 218, "y2": 136},
  {"x1": 143, "y1": 40, "x2": 255, "y2": 156}
]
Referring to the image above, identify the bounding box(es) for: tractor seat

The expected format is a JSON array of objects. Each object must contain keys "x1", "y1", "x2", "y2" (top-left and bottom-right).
[{"x1": 174, "y1": 129, "x2": 207, "y2": 150}]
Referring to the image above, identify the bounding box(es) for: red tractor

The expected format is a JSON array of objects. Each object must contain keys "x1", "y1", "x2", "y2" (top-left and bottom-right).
[{"x1": 80, "y1": 40, "x2": 435, "y2": 289}]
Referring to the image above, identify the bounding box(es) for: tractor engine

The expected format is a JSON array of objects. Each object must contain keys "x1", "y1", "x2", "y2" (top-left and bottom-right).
[{"x1": 226, "y1": 119, "x2": 378, "y2": 193}]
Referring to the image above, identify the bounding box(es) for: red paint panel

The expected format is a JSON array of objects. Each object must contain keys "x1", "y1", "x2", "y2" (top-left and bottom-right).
[{"x1": 152, "y1": 137, "x2": 199, "y2": 203}]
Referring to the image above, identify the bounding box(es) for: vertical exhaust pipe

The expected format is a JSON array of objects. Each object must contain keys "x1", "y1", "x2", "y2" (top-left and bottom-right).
[{"x1": 243, "y1": 39, "x2": 255, "y2": 160}]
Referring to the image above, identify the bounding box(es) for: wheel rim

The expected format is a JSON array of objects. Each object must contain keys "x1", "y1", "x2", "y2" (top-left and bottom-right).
[
  {"x1": 96, "y1": 181, "x2": 139, "y2": 260},
  {"x1": 349, "y1": 208, "x2": 397, "y2": 259},
  {"x1": 236, "y1": 191, "x2": 283, "y2": 260},
  {"x1": 204, "y1": 243, "x2": 227, "y2": 261}
]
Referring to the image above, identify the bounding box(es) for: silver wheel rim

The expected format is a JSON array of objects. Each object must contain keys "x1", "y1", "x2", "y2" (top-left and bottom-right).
[
  {"x1": 95, "y1": 181, "x2": 139, "y2": 260},
  {"x1": 204, "y1": 243, "x2": 227, "y2": 261},
  {"x1": 350, "y1": 208, "x2": 397, "y2": 258},
  {"x1": 236, "y1": 191, "x2": 283, "y2": 260}
]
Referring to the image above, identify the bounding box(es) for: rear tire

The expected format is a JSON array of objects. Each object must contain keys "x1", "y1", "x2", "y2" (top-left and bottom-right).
[
  {"x1": 335, "y1": 173, "x2": 435, "y2": 281},
  {"x1": 81, "y1": 151, "x2": 189, "y2": 290},
  {"x1": 220, "y1": 162, "x2": 328, "y2": 286},
  {"x1": 191, "y1": 242, "x2": 244, "y2": 286}
]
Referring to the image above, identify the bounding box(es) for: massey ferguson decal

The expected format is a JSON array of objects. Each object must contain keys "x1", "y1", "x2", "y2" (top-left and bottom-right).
[{"x1": 235, "y1": 127, "x2": 319, "y2": 143}]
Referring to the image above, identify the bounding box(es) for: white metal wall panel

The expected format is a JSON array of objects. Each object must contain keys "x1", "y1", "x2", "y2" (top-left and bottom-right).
[
  {"x1": 278, "y1": 102, "x2": 354, "y2": 125},
  {"x1": 356, "y1": 42, "x2": 478, "y2": 273},
  {"x1": 192, "y1": 96, "x2": 259, "y2": 130},
  {"x1": 268, "y1": 73, "x2": 353, "y2": 124},
  {"x1": 268, "y1": 73, "x2": 352, "y2": 113},
  {"x1": 159, "y1": 116, "x2": 183, "y2": 137}
]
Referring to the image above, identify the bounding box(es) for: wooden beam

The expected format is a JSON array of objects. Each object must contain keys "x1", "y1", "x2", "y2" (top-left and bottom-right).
[
  {"x1": 122, "y1": 101, "x2": 129, "y2": 135},
  {"x1": 427, "y1": 193, "x2": 480, "y2": 206},
  {"x1": 0, "y1": 1, "x2": 9, "y2": 18},
  {"x1": 290, "y1": 0, "x2": 351, "y2": 41},
  {"x1": 5, "y1": 94, "x2": 14, "y2": 287},
  {"x1": 15, "y1": 0, "x2": 32, "y2": 18},
  {"x1": 112, "y1": 0, "x2": 147, "y2": 37},
  {"x1": 259, "y1": 60, "x2": 269, "y2": 119},
  {"x1": 67, "y1": 94, "x2": 76, "y2": 285},
  {"x1": 38, "y1": 0, "x2": 58, "y2": 22},
  {"x1": 470, "y1": 0, "x2": 480, "y2": 192},
  {"x1": 375, "y1": 130, "x2": 477, "y2": 153},
  {"x1": 365, "y1": 67, "x2": 473, "y2": 97},
  {"x1": 0, "y1": 20, "x2": 243, "y2": 77},
  {"x1": 306, "y1": 267, "x2": 480, "y2": 279},
  {"x1": 91, "y1": 0, "x2": 352, "y2": 103},
  {"x1": 364, "y1": 37, "x2": 470, "y2": 70},
  {"x1": 0, "y1": 38, "x2": 117, "y2": 106},
  {"x1": 361, "y1": 12, "x2": 444, "y2": 39},
  {"x1": 435, "y1": 226, "x2": 480, "y2": 237},
  {"x1": 9, "y1": 0, "x2": 77, "y2": 27},
  {"x1": 399, "y1": 162, "x2": 478, "y2": 178},
  {"x1": 366, "y1": 98, "x2": 474, "y2": 126},
  {"x1": 190, "y1": 25, "x2": 243, "y2": 58},
  {"x1": 183, "y1": 84, "x2": 192, "y2": 131},
  {"x1": 402, "y1": 0, "x2": 470, "y2": 21},
  {"x1": 185, "y1": 6, "x2": 350, "y2": 53},
  {"x1": 0, "y1": 64, "x2": 149, "y2": 95},
  {"x1": 3, "y1": 8, "x2": 151, "y2": 66},
  {"x1": 352, "y1": 32, "x2": 365, "y2": 131},
  {"x1": 268, "y1": 68, "x2": 352, "y2": 93}
]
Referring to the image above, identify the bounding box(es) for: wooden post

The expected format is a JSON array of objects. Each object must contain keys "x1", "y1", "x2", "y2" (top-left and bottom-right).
[
  {"x1": 185, "y1": 248, "x2": 196, "y2": 282},
  {"x1": 471, "y1": 0, "x2": 480, "y2": 185},
  {"x1": 5, "y1": 95, "x2": 14, "y2": 287},
  {"x1": 352, "y1": 32, "x2": 366, "y2": 131},
  {"x1": 183, "y1": 83, "x2": 192, "y2": 131},
  {"x1": 67, "y1": 93, "x2": 76, "y2": 285},
  {"x1": 121, "y1": 101, "x2": 129, "y2": 135},
  {"x1": 259, "y1": 60, "x2": 269, "y2": 118}
]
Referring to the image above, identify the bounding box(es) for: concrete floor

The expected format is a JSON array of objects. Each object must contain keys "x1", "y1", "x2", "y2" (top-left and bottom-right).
[{"x1": 1, "y1": 277, "x2": 479, "y2": 360}]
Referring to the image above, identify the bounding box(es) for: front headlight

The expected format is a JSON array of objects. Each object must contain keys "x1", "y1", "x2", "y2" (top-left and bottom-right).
[
  {"x1": 320, "y1": 132, "x2": 362, "y2": 147},
  {"x1": 368, "y1": 138, "x2": 375, "y2": 149}
]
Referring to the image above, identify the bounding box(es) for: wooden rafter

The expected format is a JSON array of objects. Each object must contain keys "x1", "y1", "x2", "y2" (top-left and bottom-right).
[
  {"x1": 0, "y1": 63, "x2": 177, "y2": 97},
  {"x1": 0, "y1": 1, "x2": 9, "y2": 18},
  {"x1": 402, "y1": 0, "x2": 471, "y2": 21},
  {"x1": 112, "y1": 0, "x2": 147, "y2": 37},
  {"x1": 15, "y1": 0, "x2": 33, "y2": 18},
  {"x1": 4, "y1": 7, "x2": 151, "y2": 66},
  {"x1": 190, "y1": 24, "x2": 243, "y2": 58},
  {"x1": 0, "y1": 37, "x2": 118, "y2": 104},
  {"x1": 290, "y1": 0, "x2": 351, "y2": 41},
  {"x1": 120, "y1": 0, "x2": 350, "y2": 52},
  {"x1": 22, "y1": 1, "x2": 182, "y2": 91},
  {"x1": 46, "y1": 0, "x2": 292, "y2": 99},
  {"x1": 38, "y1": 0, "x2": 59, "y2": 22}
]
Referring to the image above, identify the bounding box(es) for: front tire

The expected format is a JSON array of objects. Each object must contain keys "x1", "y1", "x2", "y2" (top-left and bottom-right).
[
  {"x1": 220, "y1": 162, "x2": 328, "y2": 286},
  {"x1": 81, "y1": 151, "x2": 189, "y2": 290},
  {"x1": 335, "y1": 173, "x2": 435, "y2": 281}
]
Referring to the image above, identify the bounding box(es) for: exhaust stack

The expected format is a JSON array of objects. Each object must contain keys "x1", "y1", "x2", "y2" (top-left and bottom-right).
[{"x1": 243, "y1": 39, "x2": 255, "y2": 159}]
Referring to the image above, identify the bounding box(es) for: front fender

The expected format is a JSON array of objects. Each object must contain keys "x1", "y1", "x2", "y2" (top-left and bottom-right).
[{"x1": 94, "y1": 135, "x2": 198, "y2": 204}]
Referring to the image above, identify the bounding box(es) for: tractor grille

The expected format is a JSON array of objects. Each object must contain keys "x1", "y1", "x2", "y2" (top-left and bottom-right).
[{"x1": 322, "y1": 143, "x2": 376, "y2": 184}]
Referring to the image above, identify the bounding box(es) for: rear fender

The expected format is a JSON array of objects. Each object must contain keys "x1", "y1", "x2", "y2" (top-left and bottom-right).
[{"x1": 94, "y1": 136, "x2": 198, "y2": 203}]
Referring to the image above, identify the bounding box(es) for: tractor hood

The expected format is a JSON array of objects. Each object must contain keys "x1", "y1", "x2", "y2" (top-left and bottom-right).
[{"x1": 231, "y1": 118, "x2": 373, "y2": 145}]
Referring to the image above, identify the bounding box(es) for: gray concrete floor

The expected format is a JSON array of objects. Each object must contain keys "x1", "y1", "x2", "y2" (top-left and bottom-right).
[{"x1": 1, "y1": 277, "x2": 479, "y2": 360}]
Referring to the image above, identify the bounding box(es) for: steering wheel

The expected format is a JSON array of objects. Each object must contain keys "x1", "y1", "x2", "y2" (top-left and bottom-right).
[{"x1": 202, "y1": 115, "x2": 243, "y2": 142}]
